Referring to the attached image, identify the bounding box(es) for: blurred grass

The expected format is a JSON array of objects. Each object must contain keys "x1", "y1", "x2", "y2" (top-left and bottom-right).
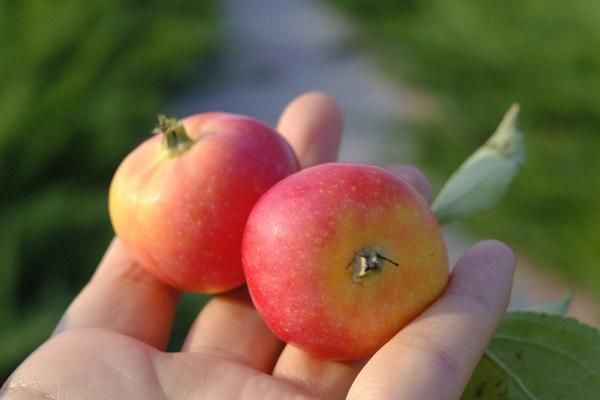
[
  {"x1": 0, "y1": 0, "x2": 219, "y2": 379},
  {"x1": 329, "y1": 1, "x2": 600, "y2": 295}
]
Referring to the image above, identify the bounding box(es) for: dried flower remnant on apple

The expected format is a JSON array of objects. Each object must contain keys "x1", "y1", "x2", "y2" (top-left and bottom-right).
[{"x1": 350, "y1": 247, "x2": 399, "y2": 283}]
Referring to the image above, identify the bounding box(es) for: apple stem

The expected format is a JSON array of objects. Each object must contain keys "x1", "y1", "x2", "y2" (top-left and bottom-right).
[
  {"x1": 155, "y1": 114, "x2": 194, "y2": 156},
  {"x1": 350, "y1": 248, "x2": 399, "y2": 283}
]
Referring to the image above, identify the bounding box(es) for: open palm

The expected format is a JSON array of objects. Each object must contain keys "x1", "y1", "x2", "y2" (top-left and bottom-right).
[{"x1": 2, "y1": 93, "x2": 515, "y2": 400}]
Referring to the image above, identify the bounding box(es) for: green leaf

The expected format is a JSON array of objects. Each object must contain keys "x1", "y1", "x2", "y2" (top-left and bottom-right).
[
  {"x1": 432, "y1": 104, "x2": 525, "y2": 223},
  {"x1": 526, "y1": 293, "x2": 573, "y2": 316},
  {"x1": 462, "y1": 312, "x2": 600, "y2": 399}
]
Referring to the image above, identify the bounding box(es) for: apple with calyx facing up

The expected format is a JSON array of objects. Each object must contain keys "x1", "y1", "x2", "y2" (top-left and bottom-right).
[
  {"x1": 242, "y1": 162, "x2": 449, "y2": 361},
  {"x1": 109, "y1": 113, "x2": 298, "y2": 293}
]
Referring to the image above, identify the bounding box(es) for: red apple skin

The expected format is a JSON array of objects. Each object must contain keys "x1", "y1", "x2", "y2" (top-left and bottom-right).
[
  {"x1": 109, "y1": 113, "x2": 299, "y2": 293},
  {"x1": 242, "y1": 162, "x2": 449, "y2": 360}
]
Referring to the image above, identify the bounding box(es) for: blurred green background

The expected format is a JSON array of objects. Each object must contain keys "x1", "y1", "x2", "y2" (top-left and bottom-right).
[
  {"x1": 0, "y1": 0, "x2": 218, "y2": 379},
  {"x1": 329, "y1": 0, "x2": 600, "y2": 294},
  {"x1": 1, "y1": 0, "x2": 600, "y2": 382}
]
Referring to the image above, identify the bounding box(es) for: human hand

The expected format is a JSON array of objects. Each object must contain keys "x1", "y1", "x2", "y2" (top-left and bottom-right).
[{"x1": 1, "y1": 92, "x2": 515, "y2": 400}]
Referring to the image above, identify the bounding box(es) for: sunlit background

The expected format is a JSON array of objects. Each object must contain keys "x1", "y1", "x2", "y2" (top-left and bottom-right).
[{"x1": 1, "y1": 0, "x2": 599, "y2": 380}]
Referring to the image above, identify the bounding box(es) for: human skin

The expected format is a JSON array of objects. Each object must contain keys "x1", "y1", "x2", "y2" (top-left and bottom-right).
[
  {"x1": 109, "y1": 113, "x2": 298, "y2": 293},
  {"x1": 243, "y1": 162, "x2": 449, "y2": 360},
  {"x1": 1, "y1": 92, "x2": 515, "y2": 400}
]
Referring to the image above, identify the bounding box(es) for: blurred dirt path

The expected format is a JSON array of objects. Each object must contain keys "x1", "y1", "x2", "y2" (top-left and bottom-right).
[
  {"x1": 171, "y1": 0, "x2": 599, "y2": 326},
  {"x1": 171, "y1": 0, "x2": 424, "y2": 163}
]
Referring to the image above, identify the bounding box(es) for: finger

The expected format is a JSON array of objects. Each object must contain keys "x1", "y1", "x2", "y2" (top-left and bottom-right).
[
  {"x1": 387, "y1": 164, "x2": 433, "y2": 204},
  {"x1": 54, "y1": 238, "x2": 180, "y2": 350},
  {"x1": 181, "y1": 286, "x2": 284, "y2": 372},
  {"x1": 182, "y1": 92, "x2": 343, "y2": 373},
  {"x1": 273, "y1": 93, "x2": 363, "y2": 398},
  {"x1": 277, "y1": 91, "x2": 342, "y2": 168},
  {"x1": 273, "y1": 345, "x2": 365, "y2": 400},
  {"x1": 348, "y1": 240, "x2": 515, "y2": 400}
]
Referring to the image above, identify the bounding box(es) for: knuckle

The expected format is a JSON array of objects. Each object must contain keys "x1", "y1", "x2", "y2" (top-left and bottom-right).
[
  {"x1": 446, "y1": 284, "x2": 498, "y2": 318},
  {"x1": 410, "y1": 336, "x2": 464, "y2": 391}
]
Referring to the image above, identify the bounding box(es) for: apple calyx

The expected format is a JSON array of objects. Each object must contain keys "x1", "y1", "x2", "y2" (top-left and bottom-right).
[
  {"x1": 155, "y1": 114, "x2": 194, "y2": 157},
  {"x1": 350, "y1": 248, "x2": 399, "y2": 283}
]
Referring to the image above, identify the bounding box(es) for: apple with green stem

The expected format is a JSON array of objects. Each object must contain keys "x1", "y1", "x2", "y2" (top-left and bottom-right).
[{"x1": 109, "y1": 113, "x2": 298, "y2": 293}]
